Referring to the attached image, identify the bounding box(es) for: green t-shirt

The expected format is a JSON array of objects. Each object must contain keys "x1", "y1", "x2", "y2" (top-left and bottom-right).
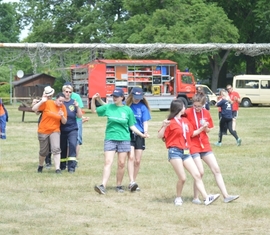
[
  {"x1": 96, "y1": 104, "x2": 136, "y2": 141},
  {"x1": 71, "y1": 92, "x2": 84, "y2": 121}
]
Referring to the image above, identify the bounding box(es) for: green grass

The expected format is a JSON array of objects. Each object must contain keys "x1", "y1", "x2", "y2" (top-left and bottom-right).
[{"x1": 1, "y1": 105, "x2": 270, "y2": 234}]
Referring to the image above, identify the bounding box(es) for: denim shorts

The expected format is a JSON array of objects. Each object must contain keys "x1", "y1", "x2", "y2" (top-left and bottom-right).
[
  {"x1": 168, "y1": 147, "x2": 191, "y2": 161},
  {"x1": 104, "y1": 140, "x2": 131, "y2": 152},
  {"x1": 191, "y1": 151, "x2": 213, "y2": 159}
]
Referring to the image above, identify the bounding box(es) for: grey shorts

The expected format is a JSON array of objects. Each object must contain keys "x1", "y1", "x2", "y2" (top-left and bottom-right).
[
  {"x1": 104, "y1": 140, "x2": 131, "y2": 152},
  {"x1": 191, "y1": 151, "x2": 213, "y2": 159},
  {"x1": 168, "y1": 147, "x2": 191, "y2": 161}
]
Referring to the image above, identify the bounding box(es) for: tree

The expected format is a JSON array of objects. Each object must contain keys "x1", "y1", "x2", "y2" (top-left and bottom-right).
[
  {"x1": 111, "y1": 0, "x2": 239, "y2": 91},
  {"x1": 0, "y1": 1, "x2": 20, "y2": 43}
]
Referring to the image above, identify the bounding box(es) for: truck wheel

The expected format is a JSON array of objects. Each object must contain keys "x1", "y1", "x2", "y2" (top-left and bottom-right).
[
  {"x1": 241, "y1": 98, "x2": 252, "y2": 107},
  {"x1": 177, "y1": 97, "x2": 188, "y2": 108}
]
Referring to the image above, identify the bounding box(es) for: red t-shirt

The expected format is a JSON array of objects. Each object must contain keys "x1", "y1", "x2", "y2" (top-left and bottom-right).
[
  {"x1": 185, "y1": 107, "x2": 214, "y2": 154},
  {"x1": 164, "y1": 117, "x2": 194, "y2": 150},
  {"x1": 229, "y1": 91, "x2": 240, "y2": 111}
]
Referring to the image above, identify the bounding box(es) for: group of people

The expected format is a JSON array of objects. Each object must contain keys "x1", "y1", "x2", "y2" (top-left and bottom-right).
[
  {"x1": 91, "y1": 87, "x2": 151, "y2": 194},
  {"x1": 158, "y1": 89, "x2": 239, "y2": 206},
  {"x1": 32, "y1": 82, "x2": 87, "y2": 174},
  {"x1": 30, "y1": 81, "x2": 240, "y2": 206}
]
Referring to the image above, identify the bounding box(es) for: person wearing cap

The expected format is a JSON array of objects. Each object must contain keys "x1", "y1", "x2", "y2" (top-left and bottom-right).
[
  {"x1": 63, "y1": 82, "x2": 89, "y2": 163},
  {"x1": 0, "y1": 98, "x2": 8, "y2": 140},
  {"x1": 125, "y1": 87, "x2": 151, "y2": 191},
  {"x1": 91, "y1": 88, "x2": 148, "y2": 195},
  {"x1": 31, "y1": 86, "x2": 55, "y2": 168},
  {"x1": 32, "y1": 92, "x2": 67, "y2": 174},
  {"x1": 60, "y1": 84, "x2": 83, "y2": 173}
]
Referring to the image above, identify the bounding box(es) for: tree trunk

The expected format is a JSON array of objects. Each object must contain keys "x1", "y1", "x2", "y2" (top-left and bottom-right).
[
  {"x1": 209, "y1": 50, "x2": 230, "y2": 92},
  {"x1": 245, "y1": 55, "x2": 256, "y2": 74}
]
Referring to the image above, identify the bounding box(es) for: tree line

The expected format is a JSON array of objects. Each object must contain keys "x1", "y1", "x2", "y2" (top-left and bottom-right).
[{"x1": 0, "y1": 0, "x2": 270, "y2": 92}]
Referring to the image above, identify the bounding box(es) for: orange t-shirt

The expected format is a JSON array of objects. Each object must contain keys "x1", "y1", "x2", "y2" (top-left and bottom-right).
[
  {"x1": 38, "y1": 100, "x2": 67, "y2": 134},
  {"x1": 0, "y1": 104, "x2": 5, "y2": 116}
]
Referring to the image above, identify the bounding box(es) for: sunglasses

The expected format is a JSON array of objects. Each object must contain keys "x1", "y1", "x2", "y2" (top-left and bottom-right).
[{"x1": 65, "y1": 91, "x2": 72, "y2": 93}]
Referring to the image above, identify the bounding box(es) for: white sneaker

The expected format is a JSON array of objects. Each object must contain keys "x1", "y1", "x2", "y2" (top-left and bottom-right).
[
  {"x1": 224, "y1": 195, "x2": 239, "y2": 203},
  {"x1": 192, "y1": 198, "x2": 202, "y2": 205},
  {"x1": 204, "y1": 194, "x2": 220, "y2": 205},
  {"x1": 174, "y1": 197, "x2": 183, "y2": 206}
]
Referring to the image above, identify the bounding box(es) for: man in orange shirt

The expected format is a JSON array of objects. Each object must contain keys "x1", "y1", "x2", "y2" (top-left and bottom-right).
[
  {"x1": 32, "y1": 92, "x2": 67, "y2": 174},
  {"x1": 226, "y1": 84, "x2": 241, "y2": 131}
]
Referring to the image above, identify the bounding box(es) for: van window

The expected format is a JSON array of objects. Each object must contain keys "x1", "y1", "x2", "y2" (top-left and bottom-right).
[
  {"x1": 236, "y1": 80, "x2": 259, "y2": 89},
  {"x1": 261, "y1": 80, "x2": 270, "y2": 89}
]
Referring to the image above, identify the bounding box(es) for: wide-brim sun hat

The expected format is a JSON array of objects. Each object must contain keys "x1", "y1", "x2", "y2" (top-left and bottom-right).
[{"x1": 44, "y1": 86, "x2": 55, "y2": 96}]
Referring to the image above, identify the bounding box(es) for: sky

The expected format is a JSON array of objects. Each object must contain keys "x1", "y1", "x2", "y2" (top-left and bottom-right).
[{"x1": 2, "y1": 0, "x2": 29, "y2": 40}]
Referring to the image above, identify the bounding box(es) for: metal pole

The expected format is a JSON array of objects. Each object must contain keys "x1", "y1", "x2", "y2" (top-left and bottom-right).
[{"x1": 9, "y1": 65, "x2": 13, "y2": 104}]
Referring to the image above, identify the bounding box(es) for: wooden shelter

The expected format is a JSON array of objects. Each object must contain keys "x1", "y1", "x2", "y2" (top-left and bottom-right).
[
  {"x1": 12, "y1": 73, "x2": 56, "y2": 122},
  {"x1": 12, "y1": 73, "x2": 56, "y2": 100}
]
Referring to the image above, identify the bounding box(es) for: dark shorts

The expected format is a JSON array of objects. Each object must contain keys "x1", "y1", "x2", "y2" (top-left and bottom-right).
[
  {"x1": 232, "y1": 111, "x2": 238, "y2": 119},
  {"x1": 130, "y1": 132, "x2": 145, "y2": 150}
]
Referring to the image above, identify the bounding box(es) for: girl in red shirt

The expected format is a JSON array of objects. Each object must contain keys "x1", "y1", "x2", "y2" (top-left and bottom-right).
[
  {"x1": 158, "y1": 99, "x2": 219, "y2": 206},
  {"x1": 185, "y1": 93, "x2": 239, "y2": 204}
]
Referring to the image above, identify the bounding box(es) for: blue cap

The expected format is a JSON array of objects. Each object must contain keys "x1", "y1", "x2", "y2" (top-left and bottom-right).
[
  {"x1": 111, "y1": 88, "x2": 124, "y2": 97},
  {"x1": 64, "y1": 81, "x2": 72, "y2": 86},
  {"x1": 131, "y1": 87, "x2": 144, "y2": 100}
]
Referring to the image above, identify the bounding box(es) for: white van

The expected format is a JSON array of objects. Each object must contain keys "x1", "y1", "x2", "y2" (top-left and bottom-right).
[
  {"x1": 233, "y1": 74, "x2": 270, "y2": 107},
  {"x1": 196, "y1": 84, "x2": 217, "y2": 105}
]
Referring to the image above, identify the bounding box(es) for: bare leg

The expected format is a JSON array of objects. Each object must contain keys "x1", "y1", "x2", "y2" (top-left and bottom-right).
[
  {"x1": 192, "y1": 157, "x2": 205, "y2": 200},
  {"x1": 39, "y1": 156, "x2": 46, "y2": 166},
  {"x1": 116, "y1": 152, "x2": 127, "y2": 186},
  {"x1": 101, "y1": 151, "x2": 115, "y2": 187},
  {"x1": 134, "y1": 149, "x2": 143, "y2": 181},
  {"x1": 127, "y1": 147, "x2": 135, "y2": 183},
  {"x1": 202, "y1": 153, "x2": 229, "y2": 198}
]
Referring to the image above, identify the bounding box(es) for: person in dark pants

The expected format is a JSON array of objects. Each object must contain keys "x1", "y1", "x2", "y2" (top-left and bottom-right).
[
  {"x1": 215, "y1": 89, "x2": 241, "y2": 147},
  {"x1": 60, "y1": 84, "x2": 82, "y2": 173}
]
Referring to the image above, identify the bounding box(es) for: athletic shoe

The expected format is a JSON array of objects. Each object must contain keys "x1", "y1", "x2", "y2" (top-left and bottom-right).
[
  {"x1": 136, "y1": 187, "x2": 141, "y2": 192},
  {"x1": 237, "y1": 138, "x2": 242, "y2": 146},
  {"x1": 192, "y1": 198, "x2": 202, "y2": 205},
  {"x1": 116, "y1": 186, "x2": 124, "y2": 193},
  {"x1": 224, "y1": 195, "x2": 239, "y2": 203},
  {"x1": 128, "y1": 182, "x2": 138, "y2": 192},
  {"x1": 215, "y1": 142, "x2": 222, "y2": 147},
  {"x1": 45, "y1": 163, "x2": 51, "y2": 169},
  {"x1": 204, "y1": 194, "x2": 220, "y2": 205},
  {"x1": 174, "y1": 197, "x2": 183, "y2": 206},
  {"x1": 37, "y1": 166, "x2": 43, "y2": 173},
  {"x1": 55, "y1": 169, "x2": 61, "y2": 174},
  {"x1": 94, "y1": 184, "x2": 106, "y2": 195}
]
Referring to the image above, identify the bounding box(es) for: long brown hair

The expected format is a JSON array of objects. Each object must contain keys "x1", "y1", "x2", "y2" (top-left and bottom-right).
[
  {"x1": 126, "y1": 94, "x2": 151, "y2": 111},
  {"x1": 167, "y1": 99, "x2": 184, "y2": 120}
]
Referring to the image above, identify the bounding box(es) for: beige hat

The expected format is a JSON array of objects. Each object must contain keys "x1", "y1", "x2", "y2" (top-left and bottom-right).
[{"x1": 44, "y1": 86, "x2": 55, "y2": 96}]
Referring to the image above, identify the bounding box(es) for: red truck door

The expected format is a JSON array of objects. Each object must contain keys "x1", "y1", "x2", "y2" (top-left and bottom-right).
[{"x1": 88, "y1": 63, "x2": 107, "y2": 99}]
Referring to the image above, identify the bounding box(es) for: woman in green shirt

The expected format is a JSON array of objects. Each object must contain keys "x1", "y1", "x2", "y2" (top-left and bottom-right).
[{"x1": 91, "y1": 88, "x2": 147, "y2": 195}]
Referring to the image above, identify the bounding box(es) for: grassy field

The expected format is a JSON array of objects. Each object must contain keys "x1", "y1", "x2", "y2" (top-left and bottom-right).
[{"x1": 0, "y1": 104, "x2": 270, "y2": 235}]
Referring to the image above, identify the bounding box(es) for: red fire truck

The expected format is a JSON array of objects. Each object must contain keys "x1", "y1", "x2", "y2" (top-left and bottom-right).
[{"x1": 71, "y1": 59, "x2": 196, "y2": 110}]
